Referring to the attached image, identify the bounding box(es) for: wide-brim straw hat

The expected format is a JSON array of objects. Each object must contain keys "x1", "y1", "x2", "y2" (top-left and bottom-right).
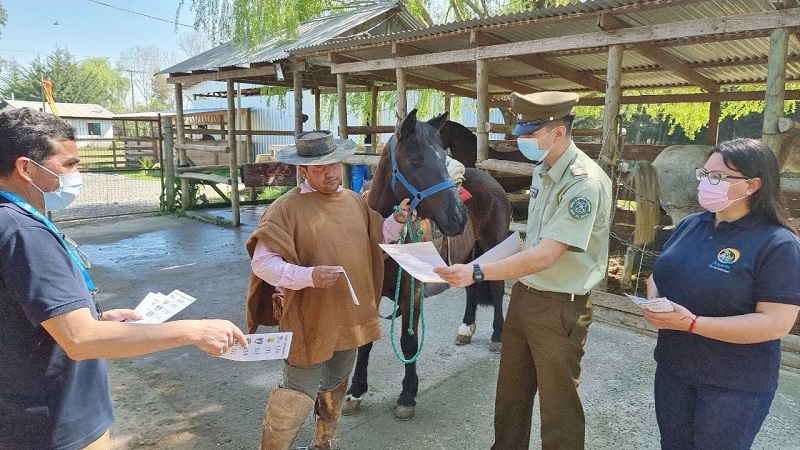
[{"x1": 275, "y1": 130, "x2": 357, "y2": 165}]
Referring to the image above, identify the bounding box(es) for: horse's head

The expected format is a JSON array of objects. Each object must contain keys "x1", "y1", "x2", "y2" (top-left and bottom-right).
[{"x1": 389, "y1": 109, "x2": 467, "y2": 236}]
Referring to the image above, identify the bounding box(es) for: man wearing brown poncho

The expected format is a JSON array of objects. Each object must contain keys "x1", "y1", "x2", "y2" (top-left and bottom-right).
[{"x1": 246, "y1": 131, "x2": 412, "y2": 450}]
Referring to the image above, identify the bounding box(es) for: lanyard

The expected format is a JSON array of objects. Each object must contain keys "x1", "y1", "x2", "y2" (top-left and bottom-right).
[{"x1": 0, "y1": 190, "x2": 97, "y2": 292}]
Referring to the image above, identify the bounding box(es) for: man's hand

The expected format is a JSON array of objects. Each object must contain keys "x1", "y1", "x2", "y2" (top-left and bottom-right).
[
  {"x1": 393, "y1": 198, "x2": 418, "y2": 224},
  {"x1": 312, "y1": 265, "x2": 343, "y2": 288},
  {"x1": 193, "y1": 319, "x2": 248, "y2": 357},
  {"x1": 433, "y1": 264, "x2": 474, "y2": 288}
]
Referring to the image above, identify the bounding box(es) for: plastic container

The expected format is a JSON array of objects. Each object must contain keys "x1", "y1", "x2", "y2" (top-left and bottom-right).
[{"x1": 350, "y1": 164, "x2": 368, "y2": 193}]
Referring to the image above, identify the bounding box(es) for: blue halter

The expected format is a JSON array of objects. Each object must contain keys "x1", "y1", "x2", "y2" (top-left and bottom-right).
[{"x1": 389, "y1": 136, "x2": 456, "y2": 211}]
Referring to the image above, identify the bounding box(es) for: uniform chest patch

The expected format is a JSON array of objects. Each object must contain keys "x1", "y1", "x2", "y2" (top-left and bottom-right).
[{"x1": 569, "y1": 197, "x2": 592, "y2": 219}]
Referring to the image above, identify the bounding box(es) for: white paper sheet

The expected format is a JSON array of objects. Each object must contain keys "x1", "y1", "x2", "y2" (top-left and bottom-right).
[
  {"x1": 379, "y1": 241, "x2": 448, "y2": 283},
  {"x1": 333, "y1": 267, "x2": 359, "y2": 305},
  {"x1": 129, "y1": 289, "x2": 197, "y2": 324},
  {"x1": 219, "y1": 332, "x2": 293, "y2": 361},
  {"x1": 471, "y1": 231, "x2": 523, "y2": 265},
  {"x1": 625, "y1": 294, "x2": 674, "y2": 313}
]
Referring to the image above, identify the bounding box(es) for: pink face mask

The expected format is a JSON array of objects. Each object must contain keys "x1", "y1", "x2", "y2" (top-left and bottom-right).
[{"x1": 697, "y1": 178, "x2": 749, "y2": 213}]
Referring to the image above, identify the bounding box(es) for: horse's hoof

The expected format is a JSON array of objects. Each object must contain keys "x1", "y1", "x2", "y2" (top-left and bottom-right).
[
  {"x1": 342, "y1": 395, "x2": 362, "y2": 416},
  {"x1": 394, "y1": 404, "x2": 415, "y2": 421},
  {"x1": 489, "y1": 341, "x2": 502, "y2": 353},
  {"x1": 455, "y1": 323, "x2": 476, "y2": 345}
]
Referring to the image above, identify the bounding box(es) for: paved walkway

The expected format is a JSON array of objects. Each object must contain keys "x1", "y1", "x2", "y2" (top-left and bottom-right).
[{"x1": 63, "y1": 211, "x2": 800, "y2": 449}]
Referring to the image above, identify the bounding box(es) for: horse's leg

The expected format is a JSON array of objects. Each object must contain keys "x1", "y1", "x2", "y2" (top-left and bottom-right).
[
  {"x1": 395, "y1": 310, "x2": 419, "y2": 421},
  {"x1": 488, "y1": 279, "x2": 505, "y2": 353},
  {"x1": 342, "y1": 342, "x2": 372, "y2": 416},
  {"x1": 456, "y1": 283, "x2": 479, "y2": 345}
]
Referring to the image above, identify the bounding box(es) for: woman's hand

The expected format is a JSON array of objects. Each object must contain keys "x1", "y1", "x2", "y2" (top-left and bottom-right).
[
  {"x1": 642, "y1": 301, "x2": 696, "y2": 332},
  {"x1": 312, "y1": 265, "x2": 343, "y2": 288}
]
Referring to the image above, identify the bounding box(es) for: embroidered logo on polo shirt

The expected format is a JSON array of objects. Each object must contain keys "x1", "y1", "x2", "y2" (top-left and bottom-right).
[
  {"x1": 569, "y1": 197, "x2": 592, "y2": 220},
  {"x1": 709, "y1": 247, "x2": 740, "y2": 273}
]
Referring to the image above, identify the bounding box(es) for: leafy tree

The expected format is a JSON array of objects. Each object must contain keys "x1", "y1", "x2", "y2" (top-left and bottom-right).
[
  {"x1": 0, "y1": 2, "x2": 7, "y2": 37},
  {"x1": 178, "y1": 1, "x2": 570, "y2": 126},
  {"x1": 0, "y1": 48, "x2": 130, "y2": 112}
]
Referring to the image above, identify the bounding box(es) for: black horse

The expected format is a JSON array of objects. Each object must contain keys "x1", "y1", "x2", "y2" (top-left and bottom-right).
[
  {"x1": 343, "y1": 109, "x2": 511, "y2": 421},
  {"x1": 439, "y1": 117, "x2": 532, "y2": 193}
]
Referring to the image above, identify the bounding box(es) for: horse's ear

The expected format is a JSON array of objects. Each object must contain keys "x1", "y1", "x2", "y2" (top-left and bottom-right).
[
  {"x1": 399, "y1": 108, "x2": 418, "y2": 140},
  {"x1": 427, "y1": 111, "x2": 449, "y2": 132}
]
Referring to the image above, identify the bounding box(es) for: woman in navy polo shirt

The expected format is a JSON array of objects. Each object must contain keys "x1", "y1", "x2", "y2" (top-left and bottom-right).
[{"x1": 643, "y1": 138, "x2": 800, "y2": 450}]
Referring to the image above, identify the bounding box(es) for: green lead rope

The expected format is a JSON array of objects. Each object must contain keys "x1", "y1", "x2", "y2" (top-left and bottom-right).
[{"x1": 390, "y1": 205, "x2": 426, "y2": 364}]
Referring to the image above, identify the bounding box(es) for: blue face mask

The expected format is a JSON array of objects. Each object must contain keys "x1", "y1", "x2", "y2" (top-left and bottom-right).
[{"x1": 517, "y1": 128, "x2": 554, "y2": 164}]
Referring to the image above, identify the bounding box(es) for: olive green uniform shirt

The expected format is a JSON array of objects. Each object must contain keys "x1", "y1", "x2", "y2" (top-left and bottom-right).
[{"x1": 521, "y1": 141, "x2": 612, "y2": 295}]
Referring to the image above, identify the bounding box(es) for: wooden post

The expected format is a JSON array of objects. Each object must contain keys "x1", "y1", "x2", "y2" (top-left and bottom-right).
[
  {"x1": 294, "y1": 63, "x2": 304, "y2": 135},
  {"x1": 599, "y1": 44, "x2": 623, "y2": 176},
  {"x1": 246, "y1": 108, "x2": 255, "y2": 200},
  {"x1": 476, "y1": 59, "x2": 489, "y2": 162},
  {"x1": 370, "y1": 82, "x2": 379, "y2": 153},
  {"x1": 337, "y1": 73, "x2": 351, "y2": 189},
  {"x1": 162, "y1": 115, "x2": 176, "y2": 212},
  {"x1": 227, "y1": 80, "x2": 240, "y2": 226},
  {"x1": 763, "y1": 27, "x2": 788, "y2": 154},
  {"x1": 314, "y1": 88, "x2": 321, "y2": 131},
  {"x1": 396, "y1": 67, "x2": 407, "y2": 120},
  {"x1": 706, "y1": 101, "x2": 721, "y2": 145},
  {"x1": 444, "y1": 92, "x2": 452, "y2": 116},
  {"x1": 174, "y1": 82, "x2": 190, "y2": 210}
]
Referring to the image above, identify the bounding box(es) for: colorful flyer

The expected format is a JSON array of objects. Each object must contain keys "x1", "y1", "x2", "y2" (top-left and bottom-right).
[
  {"x1": 220, "y1": 332, "x2": 293, "y2": 361},
  {"x1": 129, "y1": 289, "x2": 197, "y2": 324}
]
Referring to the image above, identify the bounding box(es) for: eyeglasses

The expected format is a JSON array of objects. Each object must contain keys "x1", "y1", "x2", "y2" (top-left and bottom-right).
[{"x1": 695, "y1": 167, "x2": 749, "y2": 185}]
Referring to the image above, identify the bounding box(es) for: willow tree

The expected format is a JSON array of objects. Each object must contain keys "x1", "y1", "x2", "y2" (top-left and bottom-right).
[{"x1": 177, "y1": 0, "x2": 570, "y2": 128}]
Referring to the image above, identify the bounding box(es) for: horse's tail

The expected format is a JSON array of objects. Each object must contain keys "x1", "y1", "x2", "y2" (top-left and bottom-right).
[{"x1": 631, "y1": 160, "x2": 660, "y2": 245}]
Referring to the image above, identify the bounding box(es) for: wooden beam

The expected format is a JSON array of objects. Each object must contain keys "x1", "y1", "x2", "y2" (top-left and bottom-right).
[
  {"x1": 396, "y1": 41, "x2": 529, "y2": 92},
  {"x1": 476, "y1": 159, "x2": 535, "y2": 176},
  {"x1": 470, "y1": 30, "x2": 606, "y2": 92},
  {"x1": 174, "y1": 143, "x2": 230, "y2": 153},
  {"x1": 167, "y1": 66, "x2": 275, "y2": 85},
  {"x1": 598, "y1": 13, "x2": 719, "y2": 92},
  {"x1": 600, "y1": 44, "x2": 624, "y2": 174},
  {"x1": 227, "y1": 80, "x2": 240, "y2": 226},
  {"x1": 179, "y1": 172, "x2": 231, "y2": 184},
  {"x1": 331, "y1": 9, "x2": 800, "y2": 74},
  {"x1": 576, "y1": 90, "x2": 800, "y2": 106}
]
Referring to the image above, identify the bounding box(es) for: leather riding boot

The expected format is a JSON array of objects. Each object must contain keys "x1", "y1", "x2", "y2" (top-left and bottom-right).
[
  {"x1": 312, "y1": 380, "x2": 348, "y2": 450},
  {"x1": 260, "y1": 388, "x2": 314, "y2": 450}
]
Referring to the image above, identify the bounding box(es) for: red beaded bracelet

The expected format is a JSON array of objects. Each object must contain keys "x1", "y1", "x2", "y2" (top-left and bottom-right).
[{"x1": 688, "y1": 315, "x2": 699, "y2": 334}]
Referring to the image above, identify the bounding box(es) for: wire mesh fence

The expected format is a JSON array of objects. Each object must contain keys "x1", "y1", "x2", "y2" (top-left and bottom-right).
[{"x1": 50, "y1": 170, "x2": 163, "y2": 222}]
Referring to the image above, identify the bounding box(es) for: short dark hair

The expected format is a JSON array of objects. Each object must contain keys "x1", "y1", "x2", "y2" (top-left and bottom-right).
[
  {"x1": 0, "y1": 108, "x2": 76, "y2": 176},
  {"x1": 544, "y1": 112, "x2": 576, "y2": 135},
  {"x1": 713, "y1": 138, "x2": 799, "y2": 236}
]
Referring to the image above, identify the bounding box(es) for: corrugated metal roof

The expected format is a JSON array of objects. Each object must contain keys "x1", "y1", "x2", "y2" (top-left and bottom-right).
[
  {"x1": 2, "y1": 100, "x2": 114, "y2": 118},
  {"x1": 161, "y1": 2, "x2": 423, "y2": 75},
  {"x1": 283, "y1": 0, "x2": 800, "y2": 97}
]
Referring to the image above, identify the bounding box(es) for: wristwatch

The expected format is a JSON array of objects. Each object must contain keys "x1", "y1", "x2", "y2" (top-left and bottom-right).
[{"x1": 472, "y1": 264, "x2": 485, "y2": 282}]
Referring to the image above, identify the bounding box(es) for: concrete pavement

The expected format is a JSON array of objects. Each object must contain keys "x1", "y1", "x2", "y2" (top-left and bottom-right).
[{"x1": 61, "y1": 208, "x2": 800, "y2": 449}]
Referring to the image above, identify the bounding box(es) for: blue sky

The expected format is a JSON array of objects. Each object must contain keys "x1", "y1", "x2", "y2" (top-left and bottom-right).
[{"x1": 1, "y1": 0, "x2": 196, "y2": 67}]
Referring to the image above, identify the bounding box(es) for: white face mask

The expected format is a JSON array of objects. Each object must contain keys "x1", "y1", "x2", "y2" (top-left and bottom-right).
[{"x1": 28, "y1": 159, "x2": 83, "y2": 210}]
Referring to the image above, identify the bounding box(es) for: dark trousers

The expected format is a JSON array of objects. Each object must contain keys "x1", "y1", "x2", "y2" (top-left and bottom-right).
[
  {"x1": 654, "y1": 366, "x2": 775, "y2": 450},
  {"x1": 492, "y1": 282, "x2": 593, "y2": 450}
]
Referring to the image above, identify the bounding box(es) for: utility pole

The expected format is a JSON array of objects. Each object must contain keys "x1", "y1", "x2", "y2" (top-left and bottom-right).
[{"x1": 126, "y1": 69, "x2": 136, "y2": 112}]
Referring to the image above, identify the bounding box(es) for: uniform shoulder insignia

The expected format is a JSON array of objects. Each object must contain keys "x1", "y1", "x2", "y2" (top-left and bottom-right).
[
  {"x1": 569, "y1": 197, "x2": 592, "y2": 220},
  {"x1": 570, "y1": 164, "x2": 588, "y2": 177}
]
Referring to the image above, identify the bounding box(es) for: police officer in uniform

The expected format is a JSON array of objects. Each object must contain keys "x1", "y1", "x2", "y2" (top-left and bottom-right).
[{"x1": 435, "y1": 91, "x2": 613, "y2": 450}]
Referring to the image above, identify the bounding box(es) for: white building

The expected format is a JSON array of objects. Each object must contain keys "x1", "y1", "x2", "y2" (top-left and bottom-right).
[{"x1": 0, "y1": 99, "x2": 115, "y2": 148}]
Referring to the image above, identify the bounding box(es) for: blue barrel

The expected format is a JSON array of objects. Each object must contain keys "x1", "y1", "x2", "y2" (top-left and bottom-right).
[{"x1": 350, "y1": 164, "x2": 368, "y2": 193}]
